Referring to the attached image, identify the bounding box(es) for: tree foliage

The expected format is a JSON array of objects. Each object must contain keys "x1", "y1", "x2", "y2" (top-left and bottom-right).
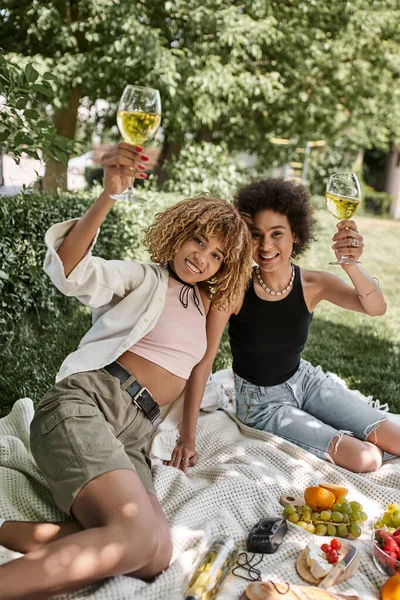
[
  {"x1": 1, "y1": 0, "x2": 400, "y2": 188},
  {"x1": 0, "y1": 50, "x2": 72, "y2": 164}
]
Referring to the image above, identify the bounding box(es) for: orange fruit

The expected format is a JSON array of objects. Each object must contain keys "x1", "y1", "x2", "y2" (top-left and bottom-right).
[
  {"x1": 381, "y1": 574, "x2": 400, "y2": 600},
  {"x1": 304, "y1": 486, "x2": 336, "y2": 511},
  {"x1": 319, "y1": 483, "x2": 349, "y2": 502}
]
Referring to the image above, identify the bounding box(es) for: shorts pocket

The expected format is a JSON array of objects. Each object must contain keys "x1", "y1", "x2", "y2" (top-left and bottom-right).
[
  {"x1": 40, "y1": 403, "x2": 99, "y2": 435},
  {"x1": 117, "y1": 403, "x2": 151, "y2": 445}
]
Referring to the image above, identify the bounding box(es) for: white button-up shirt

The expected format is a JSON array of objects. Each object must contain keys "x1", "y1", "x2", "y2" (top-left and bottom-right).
[{"x1": 44, "y1": 219, "x2": 168, "y2": 382}]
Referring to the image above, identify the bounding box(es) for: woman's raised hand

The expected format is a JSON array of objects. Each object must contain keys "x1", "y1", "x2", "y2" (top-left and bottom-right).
[
  {"x1": 332, "y1": 220, "x2": 364, "y2": 265},
  {"x1": 101, "y1": 143, "x2": 149, "y2": 197}
]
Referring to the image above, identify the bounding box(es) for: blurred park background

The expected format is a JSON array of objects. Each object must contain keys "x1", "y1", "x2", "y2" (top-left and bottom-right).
[{"x1": 0, "y1": 1, "x2": 399, "y2": 415}]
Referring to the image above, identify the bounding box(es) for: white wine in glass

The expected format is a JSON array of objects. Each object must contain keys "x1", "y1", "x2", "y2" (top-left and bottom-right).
[
  {"x1": 111, "y1": 85, "x2": 161, "y2": 202},
  {"x1": 325, "y1": 172, "x2": 361, "y2": 265}
]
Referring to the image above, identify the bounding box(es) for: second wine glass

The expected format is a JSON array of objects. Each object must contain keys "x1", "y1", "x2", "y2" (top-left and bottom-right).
[
  {"x1": 325, "y1": 172, "x2": 361, "y2": 265},
  {"x1": 111, "y1": 85, "x2": 161, "y2": 203}
]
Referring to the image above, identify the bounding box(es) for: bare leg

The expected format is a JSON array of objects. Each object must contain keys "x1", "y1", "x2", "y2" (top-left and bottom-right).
[
  {"x1": 366, "y1": 419, "x2": 400, "y2": 456},
  {"x1": 0, "y1": 520, "x2": 82, "y2": 553},
  {"x1": 0, "y1": 470, "x2": 172, "y2": 600},
  {"x1": 328, "y1": 433, "x2": 383, "y2": 472}
]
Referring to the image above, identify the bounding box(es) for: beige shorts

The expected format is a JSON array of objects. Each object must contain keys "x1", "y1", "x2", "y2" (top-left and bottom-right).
[{"x1": 30, "y1": 368, "x2": 156, "y2": 516}]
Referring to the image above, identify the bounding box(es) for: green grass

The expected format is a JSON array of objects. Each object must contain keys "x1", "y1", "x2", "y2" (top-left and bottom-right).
[{"x1": 1, "y1": 209, "x2": 399, "y2": 416}]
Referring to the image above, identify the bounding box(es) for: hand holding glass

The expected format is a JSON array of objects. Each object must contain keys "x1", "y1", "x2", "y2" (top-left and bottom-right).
[
  {"x1": 325, "y1": 173, "x2": 361, "y2": 265},
  {"x1": 111, "y1": 85, "x2": 161, "y2": 203}
]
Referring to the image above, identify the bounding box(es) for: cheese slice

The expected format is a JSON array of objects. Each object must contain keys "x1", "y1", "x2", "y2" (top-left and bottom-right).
[{"x1": 304, "y1": 541, "x2": 333, "y2": 579}]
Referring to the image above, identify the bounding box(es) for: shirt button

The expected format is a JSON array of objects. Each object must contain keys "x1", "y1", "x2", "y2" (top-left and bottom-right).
[
  {"x1": 144, "y1": 318, "x2": 149, "y2": 323},
  {"x1": 159, "y1": 297, "x2": 163, "y2": 302}
]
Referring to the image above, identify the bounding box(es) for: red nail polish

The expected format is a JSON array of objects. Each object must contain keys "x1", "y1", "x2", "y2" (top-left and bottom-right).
[
  {"x1": 138, "y1": 164, "x2": 146, "y2": 170},
  {"x1": 141, "y1": 155, "x2": 149, "y2": 161},
  {"x1": 139, "y1": 173, "x2": 148, "y2": 178},
  {"x1": 135, "y1": 146, "x2": 143, "y2": 152}
]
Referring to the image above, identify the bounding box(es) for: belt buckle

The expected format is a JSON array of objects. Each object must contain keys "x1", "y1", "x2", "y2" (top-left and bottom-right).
[
  {"x1": 133, "y1": 386, "x2": 161, "y2": 426},
  {"x1": 133, "y1": 386, "x2": 150, "y2": 406}
]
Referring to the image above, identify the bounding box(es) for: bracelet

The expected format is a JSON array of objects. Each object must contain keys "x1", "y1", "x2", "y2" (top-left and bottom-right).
[{"x1": 355, "y1": 277, "x2": 380, "y2": 300}]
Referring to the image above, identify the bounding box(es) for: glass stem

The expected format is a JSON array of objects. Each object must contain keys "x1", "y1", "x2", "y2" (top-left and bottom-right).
[{"x1": 127, "y1": 176, "x2": 134, "y2": 199}]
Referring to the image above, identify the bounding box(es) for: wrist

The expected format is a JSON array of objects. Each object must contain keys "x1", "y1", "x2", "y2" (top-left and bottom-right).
[
  {"x1": 98, "y1": 190, "x2": 117, "y2": 205},
  {"x1": 179, "y1": 433, "x2": 196, "y2": 446}
]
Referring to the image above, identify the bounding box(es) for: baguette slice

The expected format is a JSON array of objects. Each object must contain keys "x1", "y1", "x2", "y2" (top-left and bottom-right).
[{"x1": 241, "y1": 581, "x2": 359, "y2": 600}]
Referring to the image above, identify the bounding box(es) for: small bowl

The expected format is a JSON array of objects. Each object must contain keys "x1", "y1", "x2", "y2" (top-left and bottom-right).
[{"x1": 372, "y1": 531, "x2": 400, "y2": 577}]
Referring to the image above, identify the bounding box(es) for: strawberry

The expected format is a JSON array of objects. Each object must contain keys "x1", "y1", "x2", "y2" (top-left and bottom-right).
[
  {"x1": 393, "y1": 529, "x2": 400, "y2": 537},
  {"x1": 384, "y1": 539, "x2": 399, "y2": 553},
  {"x1": 376, "y1": 529, "x2": 393, "y2": 548}
]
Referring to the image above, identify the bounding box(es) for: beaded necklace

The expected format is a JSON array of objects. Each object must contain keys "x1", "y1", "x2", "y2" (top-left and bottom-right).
[{"x1": 255, "y1": 264, "x2": 295, "y2": 297}]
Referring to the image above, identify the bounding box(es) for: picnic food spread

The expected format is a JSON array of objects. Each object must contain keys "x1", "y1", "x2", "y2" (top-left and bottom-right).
[
  {"x1": 190, "y1": 485, "x2": 398, "y2": 600},
  {"x1": 281, "y1": 484, "x2": 367, "y2": 539}
]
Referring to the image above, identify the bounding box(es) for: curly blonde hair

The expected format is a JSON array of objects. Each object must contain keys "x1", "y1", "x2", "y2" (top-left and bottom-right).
[{"x1": 145, "y1": 195, "x2": 252, "y2": 311}]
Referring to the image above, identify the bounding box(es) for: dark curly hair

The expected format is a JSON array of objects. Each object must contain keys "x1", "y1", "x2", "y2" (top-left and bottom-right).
[
  {"x1": 233, "y1": 179, "x2": 316, "y2": 257},
  {"x1": 145, "y1": 195, "x2": 252, "y2": 311}
]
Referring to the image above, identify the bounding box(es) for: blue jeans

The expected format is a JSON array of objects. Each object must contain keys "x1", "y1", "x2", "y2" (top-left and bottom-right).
[{"x1": 234, "y1": 359, "x2": 386, "y2": 462}]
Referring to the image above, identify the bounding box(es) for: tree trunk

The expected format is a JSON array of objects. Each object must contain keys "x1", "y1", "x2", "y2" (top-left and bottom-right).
[
  {"x1": 42, "y1": 88, "x2": 82, "y2": 192},
  {"x1": 195, "y1": 124, "x2": 214, "y2": 143},
  {"x1": 155, "y1": 139, "x2": 182, "y2": 188}
]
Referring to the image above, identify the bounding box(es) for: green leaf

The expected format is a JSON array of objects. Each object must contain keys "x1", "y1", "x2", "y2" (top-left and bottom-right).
[
  {"x1": 24, "y1": 109, "x2": 40, "y2": 120},
  {"x1": 42, "y1": 71, "x2": 58, "y2": 81},
  {"x1": 31, "y1": 83, "x2": 54, "y2": 98},
  {"x1": 53, "y1": 148, "x2": 68, "y2": 165},
  {"x1": 14, "y1": 131, "x2": 34, "y2": 146},
  {"x1": 0, "y1": 270, "x2": 9, "y2": 280},
  {"x1": 15, "y1": 97, "x2": 28, "y2": 110},
  {"x1": 24, "y1": 64, "x2": 39, "y2": 83}
]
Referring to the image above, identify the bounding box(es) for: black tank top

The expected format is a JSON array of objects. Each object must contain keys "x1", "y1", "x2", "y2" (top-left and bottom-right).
[{"x1": 229, "y1": 265, "x2": 313, "y2": 386}]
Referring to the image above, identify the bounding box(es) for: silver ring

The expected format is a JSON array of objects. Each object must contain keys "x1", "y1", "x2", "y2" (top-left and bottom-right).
[
  {"x1": 181, "y1": 457, "x2": 189, "y2": 461},
  {"x1": 351, "y1": 238, "x2": 359, "y2": 248}
]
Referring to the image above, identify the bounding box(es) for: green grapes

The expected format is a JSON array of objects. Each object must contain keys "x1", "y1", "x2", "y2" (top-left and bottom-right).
[
  {"x1": 375, "y1": 503, "x2": 400, "y2": 531},
  {"x1": 284, "y1": 505, "x2": 297, "y2": 516},
  {"x1": 392, "y1": 510, "x2": 400, "y2": 526},
  {"x1": 351, "y1": 510, "x2": 362, "y2": 522},
  {"x1": 320, "y1": 511, "x2": 332, "y2": 521},
  {"x1": 340, "y1": 503, "x2": 352, "y2": 514},
  {"x1": 350, "y1": 523, "x2": 362, "y2": 538},
  {"x1": 315, "y1": 524, "x2": 328, "y2": 536},
  {"x1": 332, "y1": 511, "x2": 344, "y2": 523},
  {"x1": 288, "y1": 513, "x2": 300, "y2": 523},
  {"x1": 327, "y1": 524, "x2": 337, "y2": 536},
  {"x1": 337, "y1": 525, "x2": 348, "y2": 537},
  {"x1": 283, "y1": 498, "x2": 367, "y2": 539}
]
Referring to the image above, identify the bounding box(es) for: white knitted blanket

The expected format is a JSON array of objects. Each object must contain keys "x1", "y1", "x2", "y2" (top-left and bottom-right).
[{"x1": 0, "y1": 398, "x2": 399, "y2": 600}]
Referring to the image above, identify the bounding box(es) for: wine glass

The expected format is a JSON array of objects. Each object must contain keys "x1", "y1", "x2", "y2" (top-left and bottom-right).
[
  {"x1": 111, "y1": 85, "x2": 161, "y2": 202},
  {"x1": 325, "y1": 172, "x2": 361, "y2": 265}
]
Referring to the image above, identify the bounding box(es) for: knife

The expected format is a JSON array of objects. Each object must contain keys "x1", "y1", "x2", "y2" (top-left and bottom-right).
[{"x1": 319, "y1": 544, "x2": 358, "y2": 589}]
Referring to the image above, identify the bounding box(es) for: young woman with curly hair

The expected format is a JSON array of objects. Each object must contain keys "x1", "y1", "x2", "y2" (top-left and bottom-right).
[
  {"x1": 169, "y1": 178, "x2": 400, "y2": 475},
  {"x1": 0, "y1": 143, "x2": 252, "y2": 599}
]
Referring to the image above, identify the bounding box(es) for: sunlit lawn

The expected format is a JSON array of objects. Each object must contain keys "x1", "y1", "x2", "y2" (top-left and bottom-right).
[{"x1": 1, "y1": 209, "x2": 399, "y2": 416}]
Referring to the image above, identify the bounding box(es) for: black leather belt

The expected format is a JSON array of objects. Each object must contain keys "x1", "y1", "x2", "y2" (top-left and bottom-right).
[{"x1": 104, "y1": 362, "x2": 161, "y2": 426}]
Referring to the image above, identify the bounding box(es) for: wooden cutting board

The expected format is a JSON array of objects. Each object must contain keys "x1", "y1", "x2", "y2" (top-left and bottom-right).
[{"x1": 296, "y1": 542, "x2": 360, "y2": 586}]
